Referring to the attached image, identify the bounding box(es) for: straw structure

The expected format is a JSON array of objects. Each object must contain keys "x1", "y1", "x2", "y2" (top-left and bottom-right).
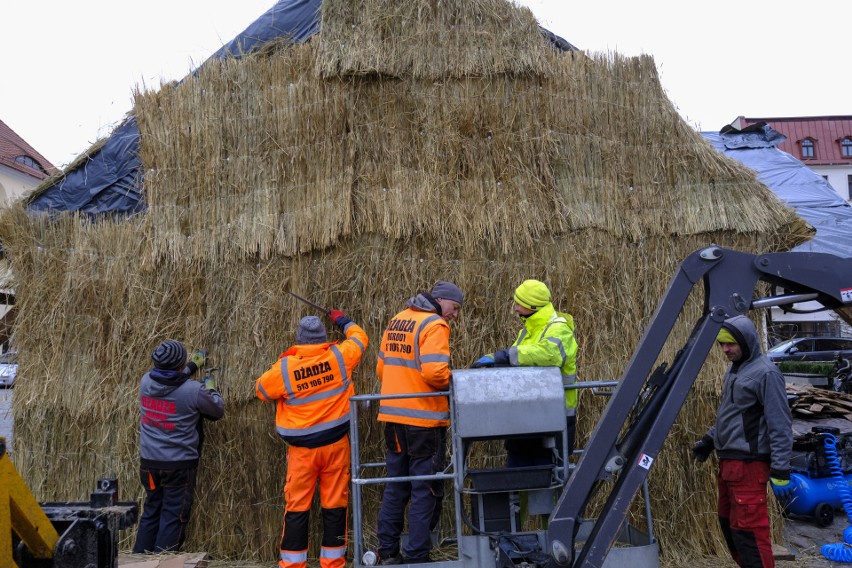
[{"x1": 1, "y1": 0, "x2": 811, "y2": 562}]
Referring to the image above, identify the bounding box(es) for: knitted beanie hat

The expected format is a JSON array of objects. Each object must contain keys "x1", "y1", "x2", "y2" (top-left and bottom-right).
[
  {"x1": 297, "y1": 316, "x2": 328, "y2": 344},
  {"x1": 152, "y1": 340, "x2": 187, "y2": 370},
  {"x1": 716, "y1": 328, "x2": 737, "y2": 344},
  {"x1": 513, "y1": 279, "x2": 551, "y2": 311},
  {"x1": 431, "y1": 281, "x2": 464, "y2": 305}
]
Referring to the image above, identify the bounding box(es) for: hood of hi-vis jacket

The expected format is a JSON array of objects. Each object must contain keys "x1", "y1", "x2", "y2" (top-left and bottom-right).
[
  {"x1": 255, "y1": 320, "x2": 367, "y2": 448},
  {"x1": 509, "y1": 302, "x2": 579, "y2": 411},
  {"x1": 707, "y1": 315, "x2": 792, "y2": 476},
  {"x1": 376, "y1": 300, "x2": 451, "y2": 427}
]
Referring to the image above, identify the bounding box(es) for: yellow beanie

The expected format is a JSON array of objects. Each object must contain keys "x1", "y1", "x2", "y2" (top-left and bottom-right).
[
  {"x1": 716, "y1": 328, "x2": 737, "y2": 344},
  {"x1": 513, "y1": 279, "x2": 551, "y2": 311}
]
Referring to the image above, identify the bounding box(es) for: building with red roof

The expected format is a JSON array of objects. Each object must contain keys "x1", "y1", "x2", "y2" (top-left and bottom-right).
[
  {"x1": 734, "y1": 115, "x2": 852, "y2": 202},
  {"x1": 0, "y1": 118, "x2": 54, "y2": 205}
]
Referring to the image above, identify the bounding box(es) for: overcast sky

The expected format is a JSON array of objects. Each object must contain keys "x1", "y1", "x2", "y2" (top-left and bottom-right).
[{"x1": 4, "y1": 1, "x2": 851, "y2": 169}]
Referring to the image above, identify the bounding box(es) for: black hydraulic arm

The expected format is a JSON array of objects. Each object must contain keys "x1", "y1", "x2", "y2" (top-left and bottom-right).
[{"x1": 547, "y1": 246, "x2": 852, "y2": 568}]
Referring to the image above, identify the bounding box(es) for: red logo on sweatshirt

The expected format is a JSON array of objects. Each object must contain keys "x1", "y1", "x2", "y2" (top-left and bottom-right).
[{"x1": 141, "y1": 396, "x2": 176, "y2": 430}]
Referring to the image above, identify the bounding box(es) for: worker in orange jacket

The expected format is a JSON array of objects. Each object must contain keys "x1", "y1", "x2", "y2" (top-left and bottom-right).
[
  {"x1": 375, "y1": 281, "x2": 464, "y2": 564},
  {"x1": 256, "y1": 310, "x2": 368, "y2": 568}
]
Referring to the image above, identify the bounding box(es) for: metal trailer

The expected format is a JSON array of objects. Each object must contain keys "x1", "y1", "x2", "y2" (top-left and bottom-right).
[{"x1": 349, "y1": 368, "x2": 658, "y2": 568}]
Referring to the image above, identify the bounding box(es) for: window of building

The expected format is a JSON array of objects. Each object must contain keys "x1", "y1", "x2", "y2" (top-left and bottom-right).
[
  {"x1": 801, "y1": 139, "x2": 815, "y2": 159},
  {"x1": 14, "y1": 155, "x2": 44, "y2": 173},
  {"x1": 843, "y1": 138, "x2": 852, "y2": 158},
  {"x1": 847, "y1": 175, "x2": 852, "y2": 199}
]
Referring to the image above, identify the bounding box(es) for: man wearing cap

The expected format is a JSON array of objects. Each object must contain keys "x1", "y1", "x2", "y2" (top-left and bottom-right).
[
  {"x1": 474, "y1": 279, "x2": 579, "y2": 467},
  {"x1": 375, "y1": 280, "x2": 463, "y2": 564},
  {"x1": 691, "y1": 315, "x2": 792, "y2": 568},
  {"x1": 134, "y1": 340, "x2": 224, "y2": 553},
  {"x1": 256, "y1": 309, "x2": 367, "y2": 568}
]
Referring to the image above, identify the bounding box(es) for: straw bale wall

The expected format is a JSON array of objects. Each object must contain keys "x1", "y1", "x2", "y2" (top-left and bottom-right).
[{"x1": 2, "y1": 0, "x2": 811, "y2": 563}]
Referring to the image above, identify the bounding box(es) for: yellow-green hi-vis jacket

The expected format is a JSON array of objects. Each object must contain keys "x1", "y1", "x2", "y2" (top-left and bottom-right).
[{"x1": 507, "y1": 302, "x2": 579, "y2": 414}]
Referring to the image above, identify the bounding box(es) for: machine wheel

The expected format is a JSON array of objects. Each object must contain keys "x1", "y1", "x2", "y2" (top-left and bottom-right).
[{"x1": 815, "y1": 503, "x2": 835, "y2": 527}]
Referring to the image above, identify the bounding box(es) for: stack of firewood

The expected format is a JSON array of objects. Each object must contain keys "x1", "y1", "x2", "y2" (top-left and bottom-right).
[{"x1": 787, "y1": 383, "x2": 852, "y2": 421}]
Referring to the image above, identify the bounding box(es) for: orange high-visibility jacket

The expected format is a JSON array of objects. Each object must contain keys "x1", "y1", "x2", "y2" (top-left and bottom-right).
[
  {"x1": 376, "y1": 301, "x2": 451, "y2": 427},
  {"x1": 256, "y1": 320, "x2": 368, "y2": 448}
]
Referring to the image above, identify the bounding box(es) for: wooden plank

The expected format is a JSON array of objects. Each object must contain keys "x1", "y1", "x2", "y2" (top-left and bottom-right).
[
  {"x1": 809, "y1": 404, "x2": 825, "y2": 413},
  {"x1": 184, "y1": 553, "x2": 209, "y2": 568},
  {"x1": 772, "y1": 543, "x2": 795, "y2": 561},
  {"x1": 830, "y1": 399, "x2": 852, "y2": 411},
  {"x1": 118, "y1": 553, "x2": 208, "y2": 568}
]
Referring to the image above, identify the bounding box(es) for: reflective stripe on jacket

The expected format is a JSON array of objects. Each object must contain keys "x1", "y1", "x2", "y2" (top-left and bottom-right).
[
  {"x1": 256, "y1": 320, "x2": 368, "y2": 448},
  {"x1": 376, "y1": 304, "x2": 451, "y2": 427},
  {"x1": 507, "y1": 302, "x2": 579, "y2": 412}
]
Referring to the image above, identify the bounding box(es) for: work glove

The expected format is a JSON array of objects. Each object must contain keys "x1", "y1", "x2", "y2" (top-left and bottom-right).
[
  {"x1": 188, "y1": 350, "x2": 207, "y2": 374},
  {"x1": 492, "y1": 350, "x2": 510, "y2": 366},
  {"x1": 691, "y1": 435, "x2": 714, "y2": 463},
  {"x1": 770, "y1": 470, "x2": 793, "y2": 497},
  {"x1": 202, "y1": 374, "x2": 218, "y2": 392},
  {"x1": 472, "y1": 354, "x2": 495, "y2": 368},
  {"x1": 327, "y1": 309, "x2": 351, "y2": 331},
  {"x1": 472, "y1": 350, "x2": 511, "y2": 368}
]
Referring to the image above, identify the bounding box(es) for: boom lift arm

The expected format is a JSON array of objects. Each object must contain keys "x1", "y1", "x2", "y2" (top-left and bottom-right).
[{"x1": 547, "y1": 246, "x2": 852, "y2": 568}]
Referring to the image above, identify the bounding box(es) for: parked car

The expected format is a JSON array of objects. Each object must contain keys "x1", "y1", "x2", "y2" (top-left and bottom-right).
[
  {"x1": 767, "y1": 337, "x2": 852, "y2": 363},
  {"x1": 0, "y1": 351, "x2": 17, "y2": 388}
]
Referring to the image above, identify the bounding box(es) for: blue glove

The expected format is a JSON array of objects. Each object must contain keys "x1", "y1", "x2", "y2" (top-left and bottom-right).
[
  {"x1": 493, "y1": 350, "x2": 510, "y2": 366},
  {"x1": 472, "y1": 355, "x2": 495, "y2": 368},
  {"x1": 770, "y1": 474, "x2": 794, "y2": 498}
]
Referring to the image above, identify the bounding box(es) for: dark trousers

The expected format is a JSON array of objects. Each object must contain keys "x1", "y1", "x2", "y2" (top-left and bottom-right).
[
  {"x1": 717, "y1": 459, "x2": 773, "y2": 568},
  {"x1": 133, "y1": 466, "x2": 197, "y2": 553},
  {"x1": 377, "y1": 423, "x2": 446, "y2": 562}
]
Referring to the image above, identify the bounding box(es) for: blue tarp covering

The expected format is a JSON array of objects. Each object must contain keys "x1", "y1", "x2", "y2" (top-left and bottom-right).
[
  {"x1": 28, "y1": 118, "x2": 144, "y2": 215},
  {"x1": 703, "y1": 124, "x2": 852, "y2": 258},
  {"x1": 209, "y1": 0, "x2": 320, "y2": 60}
]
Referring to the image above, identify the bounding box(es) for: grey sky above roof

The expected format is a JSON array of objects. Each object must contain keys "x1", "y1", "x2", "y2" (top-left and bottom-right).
[{"x1": 4, "y1": 0, "x2": 852, "y2": 169}]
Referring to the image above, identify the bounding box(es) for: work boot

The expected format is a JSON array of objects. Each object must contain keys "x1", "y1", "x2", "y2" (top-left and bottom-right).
[{"x1": 378, "y1": 552, "x2": 404, "y2": 565}]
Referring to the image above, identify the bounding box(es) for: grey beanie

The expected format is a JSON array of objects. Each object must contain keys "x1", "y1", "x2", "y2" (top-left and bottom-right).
[
  {"x1": 152, "y1": 340, "x2": 187, "y2": 370},
  {"x1": 431, "y1": 281, "x2": 464, "y2": 305},
  {"x1": 297, "y1": 316, "x2": 328, "y2": 344}
]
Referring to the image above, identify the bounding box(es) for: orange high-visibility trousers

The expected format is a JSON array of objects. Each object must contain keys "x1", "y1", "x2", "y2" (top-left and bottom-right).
[{"x1": 279, "y1": 435, "x2": 350, "y2": 568}]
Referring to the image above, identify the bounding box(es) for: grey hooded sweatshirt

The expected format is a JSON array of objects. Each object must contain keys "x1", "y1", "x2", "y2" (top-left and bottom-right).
[
  {"x1": 139, "y1": 368, "x2": 225, "y2": 469},
  {"x1": 706, "y1": 315, "x2": 792, "y2": 478}
]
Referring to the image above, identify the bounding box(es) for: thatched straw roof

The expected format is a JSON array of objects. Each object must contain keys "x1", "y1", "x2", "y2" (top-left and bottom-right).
[{"x1": 0, "y1": 0, "x2": 810, "y2": 563}]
